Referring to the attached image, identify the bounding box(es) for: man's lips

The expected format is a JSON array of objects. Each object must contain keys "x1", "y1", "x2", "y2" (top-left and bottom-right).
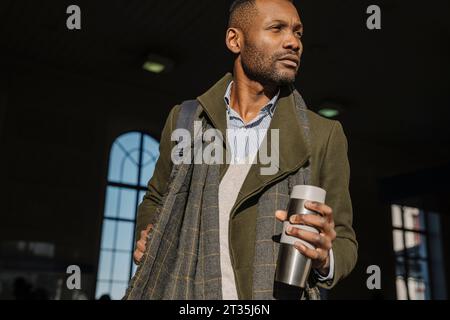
[{"x1": 278, "y1": 56, "x2": 300, "y2": 68}]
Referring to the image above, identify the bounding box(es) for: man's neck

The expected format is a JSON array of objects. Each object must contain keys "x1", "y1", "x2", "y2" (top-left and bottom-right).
[{"x1": 230, "y1": 67, "x2": 279, "y2": 124}]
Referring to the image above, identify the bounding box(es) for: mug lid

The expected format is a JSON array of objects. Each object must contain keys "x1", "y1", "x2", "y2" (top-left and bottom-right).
[{"x1": 291, "y1": 185, "x2": 326, "y2": 202}]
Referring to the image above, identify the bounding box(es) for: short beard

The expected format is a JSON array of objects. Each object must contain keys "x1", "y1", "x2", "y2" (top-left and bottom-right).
[{"x1": 240, "y1": 42, "x2": 297, "y2": 86}]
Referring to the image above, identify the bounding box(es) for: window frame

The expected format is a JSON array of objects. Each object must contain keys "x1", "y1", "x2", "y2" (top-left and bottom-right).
[
  {"x1": 392, "y1": 204, "x2": 434, "y2": 300},
  {"x1": 95, "y1": 131, "x2": 159, "y2": 299}
]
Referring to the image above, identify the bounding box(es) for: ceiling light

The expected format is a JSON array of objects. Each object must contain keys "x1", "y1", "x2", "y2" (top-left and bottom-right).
[
  {"x1": 318, "y1": 108, "x2": 340, "y2": 118},
  {"x1": 317, "y1": 100, "x2": 345, "y2": 118},
  {"x1": 142, "y1": 54, "x2": 174, "y2": 74},
  {"x1": 143, "y1": 61, "x2": 165, "y2": 73}
]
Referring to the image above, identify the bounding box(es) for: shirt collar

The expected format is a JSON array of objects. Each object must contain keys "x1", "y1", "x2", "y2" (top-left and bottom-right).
[{"x1": 224, "y1": 81, "x2": 280, "y2": 118}]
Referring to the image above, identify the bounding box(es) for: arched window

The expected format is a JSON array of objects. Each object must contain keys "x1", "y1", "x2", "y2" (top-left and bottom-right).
[{"x1": 95, "y1": 132, "x2": 159, "y2": 300}]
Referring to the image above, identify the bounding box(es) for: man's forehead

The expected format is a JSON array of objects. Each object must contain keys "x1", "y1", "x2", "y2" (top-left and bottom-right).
[{"x1": 254, "y1": 0, "x2": 301, "y2": 24}]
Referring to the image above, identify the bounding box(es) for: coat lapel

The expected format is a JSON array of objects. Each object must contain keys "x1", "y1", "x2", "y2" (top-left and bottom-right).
[
  {"x1": 197, "y1": 73, "x2": 311, "y2": 217},
  {"x1": 196, "y1": 73, "x2": 231, "y2": 142}
]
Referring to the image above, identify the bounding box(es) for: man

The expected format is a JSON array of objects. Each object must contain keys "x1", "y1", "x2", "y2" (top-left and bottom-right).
[{"x1": 126, "y1": 0, "x2": 357, "y2": 300}]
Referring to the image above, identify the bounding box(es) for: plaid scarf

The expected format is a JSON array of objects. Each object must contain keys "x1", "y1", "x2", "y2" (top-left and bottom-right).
[{"x1": 123, "y1": 89, "x2": 320, "y2": 300}]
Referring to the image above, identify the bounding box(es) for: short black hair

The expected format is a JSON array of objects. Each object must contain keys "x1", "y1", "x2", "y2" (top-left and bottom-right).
[
  {"x1": 228, "y1": 0, "x2": 258, "y2": 31},
  {"x1": 228, "y1": 0, "x2": 294, "y2": 31}
]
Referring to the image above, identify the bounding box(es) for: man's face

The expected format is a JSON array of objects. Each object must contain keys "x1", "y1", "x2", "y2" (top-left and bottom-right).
[{"x1": 240, "y1": 0, "x2": 303, "y2": 86}]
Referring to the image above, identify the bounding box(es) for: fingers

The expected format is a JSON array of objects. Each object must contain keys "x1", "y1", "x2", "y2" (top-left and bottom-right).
[
  {"x1": 133, "y1": 239, "x2": 147, "y2": 265},
  {"x1": 286, "y1": 227, "x2": 333, "y2": 250},
  {"x1": 294, "y1": 241, "x2": 320, "y2": 259},
  {"x1": 136, "y1": 239, "x2": 146, "y2": 252},
  {"x1": 293, "y1": 242, "x2": 329, "y2": 267},
  {"x1": 145, "y1": 224, "x2": 153, "y2": 233},
  {"x1": 289, "y1": 213, "x2": 335, "y2": 234},
  {"x1": 134, "y1": 236, "x2": 149, "y2": 264},
  {"x1": 135, "y1": 224, "x2": 153, "y2": 265},
  {"x1": 133, "y1": 249, "x2": 144, "y2": 265},
  {"x1": 275, "y1": 210, "x2": 287, "y2": 222},
  {"x1": 275, "y1": 202, "x2": 334, "y2": 230},
  {"x1": 140, "y1": 224, "x2": 154, "y2": 240},
  {"x1": 304, "y1": 201, "x2": 333, "y2": 221},
  {"x1": 283, "y1": 201, "x2": 334, "y2": 271}
]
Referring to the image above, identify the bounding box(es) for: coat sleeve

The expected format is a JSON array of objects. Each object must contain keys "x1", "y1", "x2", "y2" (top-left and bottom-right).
[
  {"x1": 316, "y1": 120, "x2": 358, "y2": 289},
  {"x1": 134, "y1": 105, "x2": 180, "y2": 242}
]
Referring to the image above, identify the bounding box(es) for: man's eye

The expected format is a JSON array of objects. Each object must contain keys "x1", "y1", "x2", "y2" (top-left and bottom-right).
[{"x1": 271, "y1": 25, "x2": 282, "y2": 31}]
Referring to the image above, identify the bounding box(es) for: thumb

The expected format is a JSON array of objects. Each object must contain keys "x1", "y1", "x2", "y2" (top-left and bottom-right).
[{"x1": 275, "y1": 210, "x2": 287, "y2": 222}]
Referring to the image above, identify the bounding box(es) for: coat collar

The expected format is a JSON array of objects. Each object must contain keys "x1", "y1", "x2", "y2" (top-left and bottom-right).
[{"x1": 197, "y1": 73, "x2": 311, "y2": 215}]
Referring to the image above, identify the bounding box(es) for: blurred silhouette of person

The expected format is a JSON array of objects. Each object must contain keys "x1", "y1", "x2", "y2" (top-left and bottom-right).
[
  {"x1": 13, "y1": 277, "x2": 50, "y2": 300},
  {"x1": 13, "y1": 277, "x2": 32, "y2": 300},
  {"x1": 31, "y1": 287, "x2": 49, "y2": 300}
]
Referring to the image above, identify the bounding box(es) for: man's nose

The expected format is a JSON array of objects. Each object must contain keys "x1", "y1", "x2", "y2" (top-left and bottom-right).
[{"x1": 283, "y1": 32, "x2": 302, "y2": 53}]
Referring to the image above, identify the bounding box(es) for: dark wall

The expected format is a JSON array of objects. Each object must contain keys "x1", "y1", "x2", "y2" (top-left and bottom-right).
[
  {"x1": 0, "y1": 58, "x2": 173, "y2": 299},
  {"x1": 328, "y1": 138, "x2": 450, "y2": 299}
]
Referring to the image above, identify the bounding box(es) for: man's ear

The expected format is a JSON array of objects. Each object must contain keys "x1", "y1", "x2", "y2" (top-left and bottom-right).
[{"x1": 225, "y1": 28, "x2": 242, "y2": 54}]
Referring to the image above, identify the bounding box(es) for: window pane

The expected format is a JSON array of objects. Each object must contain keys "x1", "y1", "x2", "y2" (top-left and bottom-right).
[
  {"x1": 403, "y1": 206, "x2": 423, "y2": 231},
  {"x1": 108, "y1": 132, "x2": 141, "y2": 185},
  {"x1": 98, "y1": 250, "x2": 113, "y2": 281},
  {"x1": 108, "y1": 143, "x2": 126, "y2": 184},
  {"x1": 405, "y1": 231, "x2": 427, "y2": 259},
  {"x1": 391, "y1": 205, "x2": 402, "y2": 228},
  {"x1": 118, "y1": 188, "x2": 137, "y2": 220},
  {"x1": 393, "y1": 230, "x2": 404, "y2": 253},
  {"x1": 111, "y1": 282, "x2": 128, "y2": 300},
  {"x1": 100, "y1": 219, "x2": 116, "y2": 250},
  {"x1": 395, "y1": 255, "x2": 405, "y2": 277},
  {"x1": 113, "y1": 252, "x2": 131, "y2": 281},
  {"x1": 418, "y1": 209, "x2": 426, "y2": 232},
  {"x1": 407, "y1": 276, "x2": 427, "y2": 300},
  {"x1": 140, "y1": 135, "x2": 160, "y2": 187},
  {"x1": 104, "y1": 187, "x2": 119, "y2": 218},
  {"x1": 121, "y1": 154, "x2": 139, "y2": 185},
  {"x1": 116, "y1": 221, "x2": 134, "y2": 251},
  {"x1": 118, "y1": 132, "x2": 141, "y2": 153},
  {"x1": 95, "y1": 280, "x2": 110, "y2": 300},
  {"x1": 418, "y1": 260, "x2": 431, "y2": 299},
  {"x1": 396, "y1": 276, "x2": 408, "y2": 300},
  {"x1": 407, "y1": 258, "x2": 429, "y2": 284}
]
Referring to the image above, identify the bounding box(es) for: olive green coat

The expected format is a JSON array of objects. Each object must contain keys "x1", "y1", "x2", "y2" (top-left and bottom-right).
[{"x1": 136, "y1": 73, "x2": 357, "y2": 299}]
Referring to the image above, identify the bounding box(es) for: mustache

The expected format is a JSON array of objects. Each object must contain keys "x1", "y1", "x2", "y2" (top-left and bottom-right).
[{"x1": 274, "y1": 52, "x2": 301, "y2": 63}]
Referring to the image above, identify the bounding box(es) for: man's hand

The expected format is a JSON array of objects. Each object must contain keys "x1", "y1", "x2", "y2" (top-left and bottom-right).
[
  {"x1": 133, "y1": 224, "x2": 153, "y2": 265},
  {"x1": 275, "y1": 201, "x2": 336, "y2": 275}
]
